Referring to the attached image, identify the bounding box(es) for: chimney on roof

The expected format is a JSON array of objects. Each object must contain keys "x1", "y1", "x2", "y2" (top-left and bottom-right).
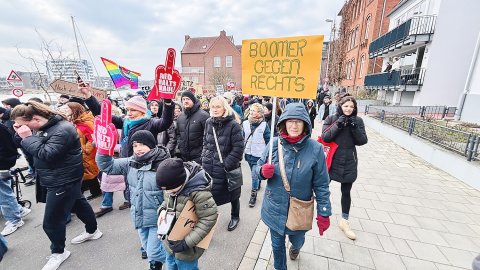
[
  {"x1": 220, "y1": 30, "x2": 226, "y2": 37},
  {"x1": 185, "y1": 35, "x2": 190, "y2": 42}
]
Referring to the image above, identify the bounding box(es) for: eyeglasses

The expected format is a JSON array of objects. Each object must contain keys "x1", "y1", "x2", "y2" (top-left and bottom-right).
[{"x1": 286, "y1": 120, "x2": 303, "y2": 125}]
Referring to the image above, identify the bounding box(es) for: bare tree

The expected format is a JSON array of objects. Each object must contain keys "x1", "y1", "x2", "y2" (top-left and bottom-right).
[
  {"x1": 209, "y1": 67, "x2": 234, "y2": 89},
  {"x1": 16, "y1": 28, "x2": 74, "y2": 102}
]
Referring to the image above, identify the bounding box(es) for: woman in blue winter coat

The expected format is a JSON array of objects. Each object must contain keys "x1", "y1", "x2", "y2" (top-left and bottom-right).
[
  {"x1": 255, "y1": 103, "x2": 332, "y2": 270},
  {"x1": 96, "y1": 130, "x2": 169, "y2": 270}
]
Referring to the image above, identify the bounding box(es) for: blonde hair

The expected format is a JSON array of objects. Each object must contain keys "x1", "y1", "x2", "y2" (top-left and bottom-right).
[
  {"x1": 209, "y1": 96, "x2": 241, "y2": 123},
  {"x1": 249, "y1": 103, "x2": 264, "y2": 117},
  {"x1": 11, "y1": 101, "x2": 65, "y2": 121}
]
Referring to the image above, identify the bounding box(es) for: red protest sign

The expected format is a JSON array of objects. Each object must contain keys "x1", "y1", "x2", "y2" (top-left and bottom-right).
[
  {"x1": 148, "y1": 48, "x2": 181, "y2": 100},
  {"x1": 94, "y1": 100, "x2": 117, "y2": 156}
]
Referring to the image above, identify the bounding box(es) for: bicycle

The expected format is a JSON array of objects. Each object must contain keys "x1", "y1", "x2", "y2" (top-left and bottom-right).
[{"x1": 9, "y1": 167, "x2": 32, "y2": 209}]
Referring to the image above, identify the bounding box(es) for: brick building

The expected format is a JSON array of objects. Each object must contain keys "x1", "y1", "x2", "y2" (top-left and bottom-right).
[
  {"x1": 338, "y1": 0, "x2": 400, "y2": 90},
  {"x1": 181, "y1": 30, "x2": 242, "y2": 93}
]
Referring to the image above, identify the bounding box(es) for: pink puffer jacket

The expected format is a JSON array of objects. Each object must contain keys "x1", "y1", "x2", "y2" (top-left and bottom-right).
[{"x1": 100, "y1": 173, "x2": 126, "y2": 192}]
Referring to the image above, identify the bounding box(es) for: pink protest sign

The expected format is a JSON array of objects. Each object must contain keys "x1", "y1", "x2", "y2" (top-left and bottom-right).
[
  {"x1": 94, "y1": 100, "x2": 117, "y2": 156},
  {"x1": 148, "y1": 48, "x2": 181, "y2": 100}
]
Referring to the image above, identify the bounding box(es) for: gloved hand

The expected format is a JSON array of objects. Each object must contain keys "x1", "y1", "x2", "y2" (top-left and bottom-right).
[
  {"x1": 261, "y1": 164, "x2": 275, "y2": 179},
  {"x1": 346, "y1": 116, "x2": 358, "y2": 129},
  {"x1": 316, "y1": 215, "x2": 330, "y2": 236},
  {"x1": 168, "y1": 239, "x2": 188, "y2": 253},
  {"x1": 336, "y1": 115, "x2": 347, "y2": 129}
]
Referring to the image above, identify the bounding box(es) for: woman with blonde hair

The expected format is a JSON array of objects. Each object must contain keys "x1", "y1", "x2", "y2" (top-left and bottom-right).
[
  {"x1": 202, "y1": 96, "x2": 244, "y2": 231},
  {"x1": 11, "y1": 101, "x2": 101, "y2": 270},
  {"x1": 60, "y1": 102, "x2": 101, "y2": 200},
  {"x1": 243, "y1": 103, "x2": 270, "y2": 207}
]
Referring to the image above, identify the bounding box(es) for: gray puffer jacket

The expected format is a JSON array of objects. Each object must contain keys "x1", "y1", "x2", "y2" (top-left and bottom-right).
[{"x1": 96, "y1": 146, "x2": 170, "y2": 229}]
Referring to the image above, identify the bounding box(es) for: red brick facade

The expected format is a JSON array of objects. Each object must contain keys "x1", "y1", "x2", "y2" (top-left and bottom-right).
[
  {"x1": 181, "y1": 30, "x2": 242, "y2": 91},
  {"x1": 339, "y1": 0, "x2": 400, "y2": 89}
]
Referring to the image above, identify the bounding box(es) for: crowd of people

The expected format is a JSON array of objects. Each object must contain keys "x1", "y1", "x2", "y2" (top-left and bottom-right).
[{"x1": 0, "y1": 85, "x2": 369, "y2": 270}]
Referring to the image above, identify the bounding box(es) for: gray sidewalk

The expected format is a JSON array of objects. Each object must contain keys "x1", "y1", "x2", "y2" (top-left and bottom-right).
[{"x1": 240, "y1": 126, "x2": 480, "y2": 270}]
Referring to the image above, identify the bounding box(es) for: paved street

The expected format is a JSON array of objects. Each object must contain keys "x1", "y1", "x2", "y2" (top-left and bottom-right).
[
  {"x1": 241, "y1": 122, "x2": 480, "y2": 270},
  {"x1": 2, "y1": 118, "x2": 480, "y2": 270}
]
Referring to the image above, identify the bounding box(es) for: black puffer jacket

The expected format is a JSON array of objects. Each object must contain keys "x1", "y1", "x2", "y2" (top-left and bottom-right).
[
  {"x1": 0, "y1": 123, "x2": 17, "y2": 170},
  {"x1": 176, "y1": 101, "x2": 209, "y2": 163},
  {"x1": 202, "y1": 115, "x2": 244, "y2": 205},
  {"x1": 321, "y1": 112, "x2": 368, "y2": 183},
  {"x1": 21, "y1": 115, "x2": 83, "y2": 187}
]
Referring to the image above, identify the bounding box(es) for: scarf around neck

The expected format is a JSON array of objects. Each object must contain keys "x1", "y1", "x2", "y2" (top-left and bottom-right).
[
  {"x1": 131, "y1": 147, "x2": 165, "y2": 171},
  {"x1": 123, "y1": 116, "x2": 149, "y2": 139},
  {"x1": 280, "y1": 131, "x2": 305, "y2": 144}
]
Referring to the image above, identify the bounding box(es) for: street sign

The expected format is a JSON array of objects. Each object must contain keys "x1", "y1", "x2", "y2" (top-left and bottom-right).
[
  {"x1": 7, "y1": 70, "x2": 22, "y2": 82},
  {"x1": 12, "y1": 88, "x2": 23, "y2": 97},
  {"x1": 215, "y1": 85, "x2": 225, "y2": 95},
  {"x1": 50, "y1": 79, "x2": 108, "y2": 101},
  {"x1": 226, "y1": 81, "x2": 235, "y2": 89}
]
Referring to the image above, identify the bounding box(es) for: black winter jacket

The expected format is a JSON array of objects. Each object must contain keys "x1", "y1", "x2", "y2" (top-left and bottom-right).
[
  {"x1": 21, "y1": 115, "x2": 83, "y2": 187},
  {"x1": 176, "y1": 102, "x2": 209, "y2": 163},
  {"x1": 85, "y1": 96, "x2": 174, "y2": 158},
  {"x1": 321, "y1": 113, "x2": 368, "y2": 183},
  {"x1": 0, "y1": 123, "x2": 18, "y2": 170},
  {"x1": 202, "y1": 115, "x2": 244, "y2": 205}
]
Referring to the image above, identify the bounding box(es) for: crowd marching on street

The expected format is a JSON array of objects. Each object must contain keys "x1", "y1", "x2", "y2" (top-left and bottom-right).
[{"x1": 0, "y1": 83, "x2": 372, "y2": 270}]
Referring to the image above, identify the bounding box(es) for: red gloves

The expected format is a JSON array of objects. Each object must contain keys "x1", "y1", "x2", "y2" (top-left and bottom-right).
[
  {"x1": 261, "y1": 164, "x2": 275, "y2": 179},
  {"x1": 316, "y1": 215, "x2": 330, "y2": 236}
]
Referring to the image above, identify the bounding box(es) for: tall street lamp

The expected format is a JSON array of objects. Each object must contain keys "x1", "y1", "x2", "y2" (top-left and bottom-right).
[{"x1": 325, "y1": 18, "x2": 335, "y2": 82}]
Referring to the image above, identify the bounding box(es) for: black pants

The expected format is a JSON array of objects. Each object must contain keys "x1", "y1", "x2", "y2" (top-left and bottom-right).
[
  {"x1": 43, "y1": 181, "x2": 97, "y2": 254},
  {"x1": 81, "y1": 178, "x2": 102, "y2": 196},
  {"x1": 341, "y1": 183, "x2": 353, "y2": 215},
  {"x1": 231, "y1": 198, "x2": 240, "y2": 218}
]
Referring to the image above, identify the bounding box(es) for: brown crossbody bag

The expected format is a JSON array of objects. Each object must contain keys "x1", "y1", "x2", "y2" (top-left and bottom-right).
[{"x1": 278, "y1": 139, "x2": 314, "y2": 231}]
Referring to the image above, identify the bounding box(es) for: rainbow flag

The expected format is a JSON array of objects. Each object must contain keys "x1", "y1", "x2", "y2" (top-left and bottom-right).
[{"x1": 101, "y1": 57, "x2": 141, "y2": 89}]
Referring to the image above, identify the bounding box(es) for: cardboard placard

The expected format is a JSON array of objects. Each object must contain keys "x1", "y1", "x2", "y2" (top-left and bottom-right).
[
  {"x1": 168, "y1": 200, "x2": 218, "y2": 250},
  {"x1": 241, "y1": 35, "x2": 324, "y2": 99},
  {"x1": 94, "y1": 100, "x2": 117, "y2": 156},
  {"x1": 50, "y1": 79, "x2": 108, "y2": 101},
  {"x1": 148, "y1": 48, "x2": 182, "y2": 100}
]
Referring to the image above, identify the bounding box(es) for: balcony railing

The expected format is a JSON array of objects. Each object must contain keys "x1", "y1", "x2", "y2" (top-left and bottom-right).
[
  {"x1": 369, "y1": 15, "x2": 437, "y2": 57},
  {"x1": 364, "y1": 67, "x2": 426, "y2": 88},
  {"x1": 181, "y1": 67, "x2": 205, "y2": 74}
]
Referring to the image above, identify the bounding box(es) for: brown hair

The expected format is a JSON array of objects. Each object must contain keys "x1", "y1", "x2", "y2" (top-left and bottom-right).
[
  {"x1": 10, "y1": 101, "x2": 64, "y2": 121},
  {"x1": 65, "y1": 102, "x2": 86, "y2": 122},
  {"x1": 337, "y1": 95, "x2": 358, "y2": 116}
]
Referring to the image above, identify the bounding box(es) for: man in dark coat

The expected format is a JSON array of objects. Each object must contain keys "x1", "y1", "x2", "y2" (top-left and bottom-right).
[{"x1": 176, "y1": 91, "x2": 209, "y2": 163}]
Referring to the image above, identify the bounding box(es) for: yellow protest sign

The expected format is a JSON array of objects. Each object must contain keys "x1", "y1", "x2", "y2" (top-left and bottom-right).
[{"x1": 241, "y1": 35, "x2": 323, "y2": 99}]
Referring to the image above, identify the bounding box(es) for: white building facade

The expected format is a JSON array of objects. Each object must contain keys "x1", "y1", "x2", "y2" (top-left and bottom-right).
[
  {"x1": 364, "y1": 0, "x2": 480, "y2": 110},
  {"x1": 46, "y1": 59, "x2": 95, "y2": 83}
]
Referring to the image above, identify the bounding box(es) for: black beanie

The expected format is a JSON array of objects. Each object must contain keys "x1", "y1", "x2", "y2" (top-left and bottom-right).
[
  {"x1": 181, "y1": 91, "x2": 197, "y2": 104},
  {"x1": 265, "y1": 103, "x2": 273, "y2": 112},
  {"x1": 130, "y1": 130, "x2": 156, "y2": 149},
  {"x1": 156, "y1": 158, "x2": 187, "y2": 190},
  {"x1": 2, "y1": 98, "x2": 21, "y2": 108}
]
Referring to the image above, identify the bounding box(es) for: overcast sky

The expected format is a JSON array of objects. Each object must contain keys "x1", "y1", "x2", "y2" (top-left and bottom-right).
[{"x1": 0, "y1": 0, "x2": 344, "y2": 80}]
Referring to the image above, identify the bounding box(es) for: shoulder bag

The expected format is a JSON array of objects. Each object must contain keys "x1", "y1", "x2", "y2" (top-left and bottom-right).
[
  {"x1": 212, "y1": 126, "x2": 243, "y2": 192},
  {"x1": 278, "y1": 139, "x2": 314, "y2": 231},
  {"x1": 317, "y1": 120, "x2": 339, "y2": 172}
]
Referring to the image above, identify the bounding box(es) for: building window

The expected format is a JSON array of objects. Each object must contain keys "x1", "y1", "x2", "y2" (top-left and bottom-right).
[
  {"x1": 214, "y1": 57, "x2": 221, "y2": 67},
  {"x1": 225, "y1": 56, "x2": 233, "y2": 67},
  {"x1": 359, "y1": 55, "x2": 365, "y2": 78},
  {"x1": 365, "y1": 15, "x2": 371, "y2": 39}
]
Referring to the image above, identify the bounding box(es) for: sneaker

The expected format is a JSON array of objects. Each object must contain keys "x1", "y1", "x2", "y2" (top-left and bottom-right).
[
  {"x1": 24, "y1": 179, "x2": 35, "y2": 186},
  {"x1": 141, "y1": 250, "x2": 148, "y2": 259},
  {"x1": 20, "y1": 207, "x2": 31, "y2": 218},
  {"x1": 248, "y1": 190, "x2": 257, "y2": 208},
  {"x1": 41, "y1": 250, "x2": 71, "y2": 270},
  {"x1": 1, "y1": 220, "x2": 24, "y2": 236},
  {"x1": 94, "y1": 207, "x2": 113, "y2": 218},
  {"x1": 71, "y1": 229, "x2": 103, "y2": 244},
  {"x1": 339, "y1": 218, "x2": 356, "y2": 240},
  {"x1": 289, "y1": 247, "x2": 300, "y2": 260},
  {"x1": 119, "y1": 202, "x2": 130, "y2": 210}
]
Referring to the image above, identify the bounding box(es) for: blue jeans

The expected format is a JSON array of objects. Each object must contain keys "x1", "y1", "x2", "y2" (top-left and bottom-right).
[
  {"x1": 101, "y1": 192, "x2": 113, "y2": 208},
  {"x1": 137, "y1": 226, "x2": 165, "y2": 263},
  {"x1": 0, "y1": 234, "x2": 7, "y2": 260},
  {"x1": 270, "y1": 229, "x2": 305, "y2": 270},
  {"x1": 165, "y1": 252, "x2": 198, "y2": 270},
  {"x1": 0, "y1": 177, "x2": 22, "y2": 224},
  {"x1": 244, "y1": 154, "x2": 260, "y2": 190}
]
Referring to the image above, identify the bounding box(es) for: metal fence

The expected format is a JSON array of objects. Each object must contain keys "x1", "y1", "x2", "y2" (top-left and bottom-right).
[{"x1": 366, "y1": 106, "x2": 479, "y2": 161}]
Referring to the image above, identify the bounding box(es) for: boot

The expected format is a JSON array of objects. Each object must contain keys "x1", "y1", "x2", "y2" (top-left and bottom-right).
[
  {"x1": 248, "y1": 190, "x2": 257, "y2": 208},
  {"x1": 149, "y1": 261, "x2": 163, "y2": 270},
  {"x1": 339, "y1": 218, "x2": 356, "y2": 240},
  {"x1": 228, "y1": 217, "x2": 240, "y2": 231}
]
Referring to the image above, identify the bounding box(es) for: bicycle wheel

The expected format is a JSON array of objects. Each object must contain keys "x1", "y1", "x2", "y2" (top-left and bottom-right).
[{"x1": 19, "y1": 200, "x2": 32, "y2": 209}]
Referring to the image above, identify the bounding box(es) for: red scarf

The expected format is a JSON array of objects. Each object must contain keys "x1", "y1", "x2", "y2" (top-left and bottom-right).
[{"x1": 280, "y1": 131, "x2": 305, "y2": 144}]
